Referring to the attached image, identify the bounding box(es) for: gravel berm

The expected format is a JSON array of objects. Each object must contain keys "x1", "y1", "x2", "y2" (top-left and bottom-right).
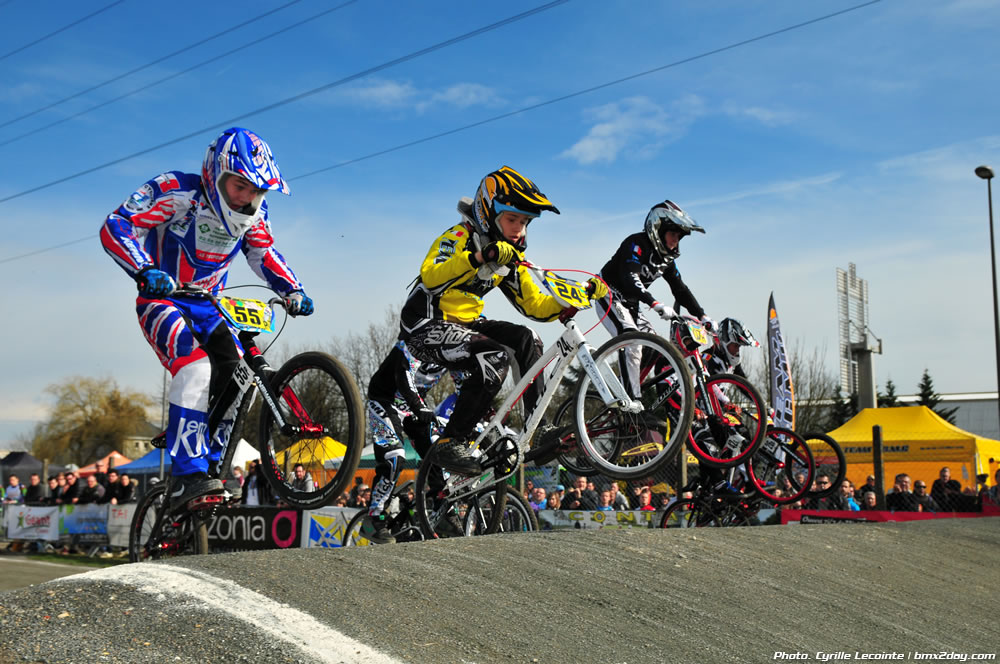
[{"x1": 0, "y1": 518, "x2": 996, "y2": 663}]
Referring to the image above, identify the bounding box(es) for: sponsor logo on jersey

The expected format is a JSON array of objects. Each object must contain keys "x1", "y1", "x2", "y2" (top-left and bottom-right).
[
  {"x1": 154, "y1": 173, "x2": 180, "y2": 193},
  {"x1": 193, "y1": 210, "x2": 240, "y2": 258},
  {"x1": 124, "y1": 184, "x2": 155, "y2": 213}
]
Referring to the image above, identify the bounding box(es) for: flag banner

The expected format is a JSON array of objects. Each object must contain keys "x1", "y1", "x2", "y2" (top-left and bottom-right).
[{"x1": 768, "y1": 293, "x2": 795, "y2": 429}]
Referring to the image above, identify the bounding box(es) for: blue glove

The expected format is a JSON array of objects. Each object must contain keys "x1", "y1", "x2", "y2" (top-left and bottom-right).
[
  {"x1": 285, "y1": 291, "x2": 314, "y2": 317},
  {"x1": 136, "y1": 267, "x2": 176, "y2": 298}
]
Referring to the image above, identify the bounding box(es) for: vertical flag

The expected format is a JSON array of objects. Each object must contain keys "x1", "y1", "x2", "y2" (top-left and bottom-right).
[{"x1": 768, "y1": 292, "x2": 795, "y2": 429}]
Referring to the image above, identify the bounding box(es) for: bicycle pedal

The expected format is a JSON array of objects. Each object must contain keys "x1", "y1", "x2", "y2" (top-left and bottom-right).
[{"x1": 188, "y1": 494, "x2": 226, "y2": 510}]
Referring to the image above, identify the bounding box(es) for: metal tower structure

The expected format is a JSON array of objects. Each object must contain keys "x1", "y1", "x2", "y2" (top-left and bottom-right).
[{"x1": 837, "y1": 263, "x2": 882, "y2": 408}]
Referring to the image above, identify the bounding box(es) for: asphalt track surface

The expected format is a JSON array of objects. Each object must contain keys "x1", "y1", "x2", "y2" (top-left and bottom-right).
[
  {"x1": 0, "y1": 558, "x2": 88, "y2": 593},
  {"x1": 0, "y1": 518, "x2": 996, "y2": 664}
]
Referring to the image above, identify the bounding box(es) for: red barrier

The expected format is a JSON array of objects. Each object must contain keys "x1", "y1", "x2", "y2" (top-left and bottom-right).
[{"x1": 780, "y1": 498, "x2": 1000, "y2": 524}]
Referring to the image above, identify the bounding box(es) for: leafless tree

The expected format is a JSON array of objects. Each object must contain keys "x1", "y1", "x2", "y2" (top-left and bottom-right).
[{"x1": 744, "y1": 338, "x2": 838, "y2": 434}]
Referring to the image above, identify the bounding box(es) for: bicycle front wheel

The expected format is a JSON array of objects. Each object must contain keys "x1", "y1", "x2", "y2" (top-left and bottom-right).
[
  {"x1": 128, "y1": 483, "x2": 208, "y2": 562},
  {"x1": 342, "y1": 510, "x2": 368, "y2": 547},
  {"x1": 465, "y1": 487, "x2": 538, "y2": 535},
  {"x1": 573, "y1": 331, "x2": 694, "y2": 479},
  {"x1": 258, "y1": 351, "x2": 365, "y2": 510},
  {"x1": 803, "y1": 432, "x2": 846, "y2": 499},
  {"x1": 745, "y1": 427, "x2": 814, "y2": 504},
  {"x1": 659, "y1": 498, "x2": 700, "y2": 529},
  {"x1": 686, "y1": 373, "x2": 767, "y2": 468}
]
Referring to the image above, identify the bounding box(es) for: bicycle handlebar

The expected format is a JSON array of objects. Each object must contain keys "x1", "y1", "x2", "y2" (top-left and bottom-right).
[{"x1": 148, "y1": 284, "x2": 289, "y2": 313}]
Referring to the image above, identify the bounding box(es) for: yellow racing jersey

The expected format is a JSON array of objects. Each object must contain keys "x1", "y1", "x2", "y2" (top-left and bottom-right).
[{"x1": 399, "y1": 217, "x2": 564, "y2": 336}]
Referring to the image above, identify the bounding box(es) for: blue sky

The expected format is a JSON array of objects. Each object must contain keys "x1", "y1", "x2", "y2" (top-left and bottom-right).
[{"x1": 2, "y1": 0, "x2": 999, "y2": 443}]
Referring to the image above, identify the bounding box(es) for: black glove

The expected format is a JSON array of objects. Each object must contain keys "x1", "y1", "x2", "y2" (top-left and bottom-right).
[
  {"x1": 481, "y1": 241, "x2": 517, "y2": 266},
  {"x1": 410, "y1": 406, "x2": 435, "y2": 425}
]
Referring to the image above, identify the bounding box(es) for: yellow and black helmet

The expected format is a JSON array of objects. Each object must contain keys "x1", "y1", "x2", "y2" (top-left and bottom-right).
[{"x1": 473, "y1": 166, "x2": 559, "y2": 249}]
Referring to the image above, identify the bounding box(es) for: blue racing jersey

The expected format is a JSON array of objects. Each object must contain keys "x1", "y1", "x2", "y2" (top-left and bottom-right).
[{"x1": 100, "y1": 171, "x2": 303, "y2": 295}]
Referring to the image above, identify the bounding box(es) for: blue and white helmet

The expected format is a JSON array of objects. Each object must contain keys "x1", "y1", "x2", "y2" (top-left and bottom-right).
[{"x1": 201, "y1": 127, "x2": 290, "y2": 237}]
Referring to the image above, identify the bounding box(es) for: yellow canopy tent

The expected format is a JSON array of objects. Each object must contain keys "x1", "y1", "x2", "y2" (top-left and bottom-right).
[
  {"x1": 815, "y1": 406, "x2": 1000, "y2": 491},
  {"x1": 273, "y1": 436, "x2": 348, "y2": 485}
]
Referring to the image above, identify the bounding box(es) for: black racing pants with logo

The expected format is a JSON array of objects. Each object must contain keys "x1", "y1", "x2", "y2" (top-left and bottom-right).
[{"x1": 404, "y1": 318, "x2": 543, "y2": 440}]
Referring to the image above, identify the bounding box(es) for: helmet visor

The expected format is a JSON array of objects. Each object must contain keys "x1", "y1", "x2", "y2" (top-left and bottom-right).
[
  {"x1": 649, "y1": 205, "x2": 705, "y2": 235},
  {"x1": 494, "y1": 201, "x2": 540, "y2": 219}
]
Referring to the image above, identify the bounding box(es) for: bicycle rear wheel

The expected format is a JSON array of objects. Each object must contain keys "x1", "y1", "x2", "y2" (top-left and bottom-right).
[
  {"x1": 414, "y1": 451, "x2": 507, "y2": 539},
  {"x1": 128, "y1": 483, "x2": 209, "y2": 562},
  {"x1": 686, "y1": 373, "x2": 767, "y2": 468},
  {"x1": 745, "y1": 427, "x2": 814, "y2": 504},
  {"x1": 258, "y1": 351, "x2": 365, "y2": 510},
  {"x1": 803, "y1": 432, "x2": 846, "y2": 499},
  {"x1": 573, "y1": 331, "x2": 694, "y2": 479}
]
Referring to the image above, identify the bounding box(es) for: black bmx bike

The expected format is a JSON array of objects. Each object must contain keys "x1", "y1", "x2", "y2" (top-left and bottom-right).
[{"x1": 129, "y1": 285, "x2": 364, "y2": 561}]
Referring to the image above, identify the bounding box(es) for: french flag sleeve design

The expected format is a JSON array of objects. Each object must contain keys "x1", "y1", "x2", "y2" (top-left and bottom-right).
[
  {"x1": 242, "y1": 210, "x2": 303, "y2": 296},
  {"x1": 100, "y1": 172, "x2": 180, "y2": 278}
]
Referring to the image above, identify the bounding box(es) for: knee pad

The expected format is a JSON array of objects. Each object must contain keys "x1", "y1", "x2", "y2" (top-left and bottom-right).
[
  {"x1": 465, "y1": 337, "x2": 509, "y2": 392},
  {"x1": 169, "y1": 358, "x2": 211, "y2": 411}
]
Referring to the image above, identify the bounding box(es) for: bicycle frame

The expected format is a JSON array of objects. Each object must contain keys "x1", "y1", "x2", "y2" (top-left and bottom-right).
[{"x1": 437, "y1": 264, "x2": 639, "y2": 500}]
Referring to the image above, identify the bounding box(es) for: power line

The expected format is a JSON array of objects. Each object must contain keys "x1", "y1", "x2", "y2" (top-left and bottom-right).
[
  {"x1": 0, "y1": 1, "x2": 127, "y2": 61},
  {"x1": 0, "y1": 0, "x2": 311, "y2": 131},
  {"x1": 0, "y1": 0, "x2": 882, "y2": 266},
  {"x1": 292, "y1": 0, "x2": 883, "y2": 180},
  {"x1": 0, "y1": 0, "x2": 570, "y2": 206},
  {"x1": 0, "y1": 0, "x2": 360, "y2": 147},
  {"x1": 0, "y1": 235, "x2": 93, "y2": 264}
]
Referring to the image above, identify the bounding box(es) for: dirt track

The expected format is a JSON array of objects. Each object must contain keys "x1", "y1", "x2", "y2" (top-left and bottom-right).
[{"x1": 0, "y1": 518, "x2": 997, "y2": 664}]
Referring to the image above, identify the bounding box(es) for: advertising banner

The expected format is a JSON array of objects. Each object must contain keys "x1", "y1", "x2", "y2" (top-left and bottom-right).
[
  {"x1": 302, "y1": 507, "x2": 360, "y2": 548},
  {"x1": 780, "y1": 501, "x2": 1000, "y2": 525},
  {"x1": 4, "y1": 505, "x2": 59, "y2": 541},
  {"x1": 60, "y1": 504, "x2": 108, "y2": 535},
  {"x1": 206, "y1": 506, "x2": 302, "y2": 552},
  {"x1": 767, "y1": 293, "x2": 795, "y2": 429},
  {"x1": 537, "y1": 509, "x2": 659, "y2": 530},
  {"x1": 106, "y1": 504, "x2": 137, "y2": 549}
]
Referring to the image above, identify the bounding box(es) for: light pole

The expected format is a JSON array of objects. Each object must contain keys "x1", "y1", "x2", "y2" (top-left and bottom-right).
[{"x1": 975, "y1": 165, "x2": 1000, "y2": 431}]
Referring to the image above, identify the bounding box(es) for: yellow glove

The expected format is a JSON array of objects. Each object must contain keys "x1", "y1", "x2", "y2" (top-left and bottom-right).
[
  {"x1": 586, "y1": 277, "x2": 609, "y2": 301},
  {"x1": 481, "y1": 241, "x2": 518, "y2": 265}
]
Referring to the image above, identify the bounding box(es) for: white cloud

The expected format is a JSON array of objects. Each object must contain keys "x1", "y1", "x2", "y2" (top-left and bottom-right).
[
  {"x1": 0, "y1": 82, "x2": 45, "y2": 103},
  {"x1": 723, "y1": 102, "x2": 796, "y2": 127},
  {"x1": 687, "y1": 172, "x2": 843, "y2": 208},
  {"x1": 339, "y1": 79, "x2": 419, "y2": 108},
  {"x1": 877, "y1": 135, "x2": 1000, "y2": 183},
  {"x1": 561, "y1": 94, "x2": 800, "y2": 165},
  {"x1": 559, "y1": 95, "x2": 701, "y2": 165},
  {"x1": 323, "y1": 79, "x2": 501, "y2": 112},
  {"x1": 416, "y1": 83, "x2": 503, "y2": 113}
]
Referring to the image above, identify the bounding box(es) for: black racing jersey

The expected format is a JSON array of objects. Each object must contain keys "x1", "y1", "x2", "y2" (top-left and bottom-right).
[
  {"x1": 598, "y1": 231, "x2": 704, "y2": 317},
  {"x1": 701, "y1": 348, "x2": 747, "y2": 379}
]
